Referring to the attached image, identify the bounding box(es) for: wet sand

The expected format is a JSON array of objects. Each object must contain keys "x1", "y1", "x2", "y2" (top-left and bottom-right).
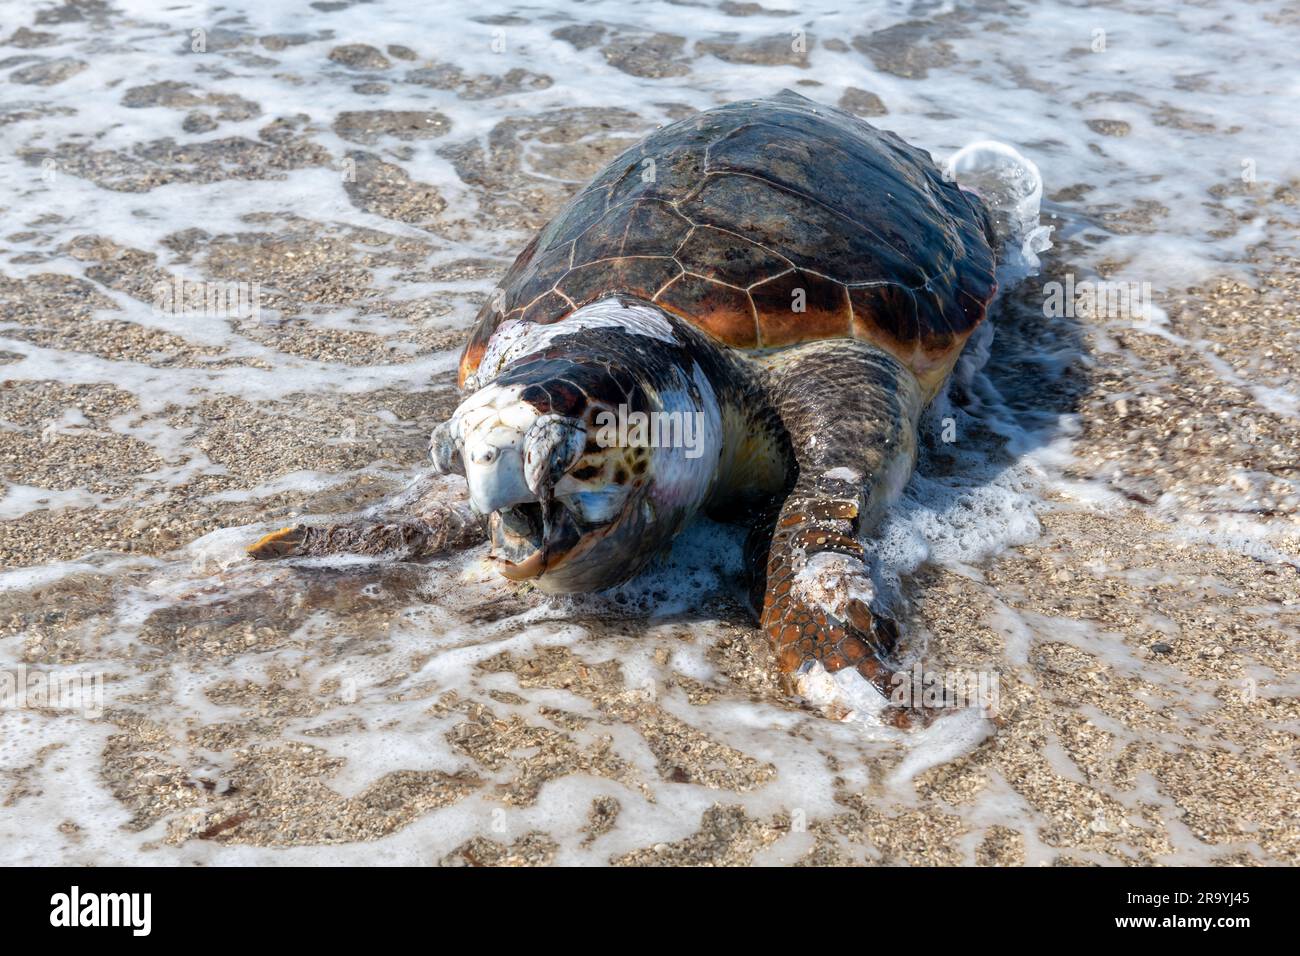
[{"x1": 1, "y1": 0, "x2": 1297, "y2": 865}]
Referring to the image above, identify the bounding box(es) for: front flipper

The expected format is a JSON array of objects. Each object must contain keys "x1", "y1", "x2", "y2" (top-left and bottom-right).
[
  {"x1": 749, "y1": 340, "x2": 925, "y2": 723},
  {"x1": 754, "y1": 477, "x2": 898, "y2": 698},
  {"x1": 247, "y1": 501, "x2": 485, "y2": 561}
]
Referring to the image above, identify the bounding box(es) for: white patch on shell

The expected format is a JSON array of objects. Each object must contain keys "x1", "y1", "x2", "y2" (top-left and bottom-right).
[
  {"x1": 793, "y1": 660, "x2": 887, "y2": 723},
  {"x1": 792, "y1": 551, "x2": 875, "y2": 620},
  {"x1": 471, "y1": 296, "x2": 679, "y2": 388},
  {"x1": 820, "y1": 466, "x2": 862, "y2": 482}
]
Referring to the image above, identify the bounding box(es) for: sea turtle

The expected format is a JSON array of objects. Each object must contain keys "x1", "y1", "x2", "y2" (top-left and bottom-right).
[{"x1": 248, "y1": 91, "x2": 1004, "y2": 719}]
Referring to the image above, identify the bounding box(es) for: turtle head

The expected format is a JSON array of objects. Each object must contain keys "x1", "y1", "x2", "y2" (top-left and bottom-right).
[{"x1": 432, "y1": 317, "x2": 722, "y2": 592}]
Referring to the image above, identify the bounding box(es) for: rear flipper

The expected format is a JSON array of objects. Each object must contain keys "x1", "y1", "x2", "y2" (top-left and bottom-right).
[
  {"x1": 748, "y1": 339, "x2": 925, "y2": 725},
  {"x1": 247, "y1": 499, "x2": 485, "y2": 561}
]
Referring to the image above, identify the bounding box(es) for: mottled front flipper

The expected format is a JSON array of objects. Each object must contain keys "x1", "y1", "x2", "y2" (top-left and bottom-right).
[
  {"x1": 749, "y1": 340, "x2": 925, "y2": 720},
  {"x1": 247, "y1": 497, "x2": 485, "y2": 561},
  {"x1": 750, "y1": 474, "x2": 900, "y2": 702}
]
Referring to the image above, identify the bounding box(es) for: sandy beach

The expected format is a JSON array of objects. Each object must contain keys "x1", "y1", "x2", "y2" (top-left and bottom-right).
[{"x1": 0, "y1": 0, "x2": 1296, "y2": 865}]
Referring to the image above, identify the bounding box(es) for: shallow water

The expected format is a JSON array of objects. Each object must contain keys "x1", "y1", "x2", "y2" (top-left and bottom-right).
[{"x1": 1, "y1": 0, "x2": 1297, "y2": 865}]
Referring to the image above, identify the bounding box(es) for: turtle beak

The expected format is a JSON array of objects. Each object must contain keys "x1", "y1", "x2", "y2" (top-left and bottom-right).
[
  {"x1": 521, "y1": 416, "x2": 585, "y2": 501},
  {"x1": 475, "y1": 417, "x2": 587, "y2": 580},
  {"x1": 489, "y1": 501, "x2": 583, "y2": 579},
  {"x1": 489, "y1": 491, "x2": 643, "y2": 583},
  {"x1": 459, "y1": 415, "x2": 585, "y2": 518},
  {"x1": 437, "y1": 385, "x2": 595, "y2": 578}
]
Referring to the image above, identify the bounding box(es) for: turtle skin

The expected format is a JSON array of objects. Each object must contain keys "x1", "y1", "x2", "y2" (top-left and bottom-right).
[{"x1": 459, "y1": 89, "x2": 998, "y2": 396}]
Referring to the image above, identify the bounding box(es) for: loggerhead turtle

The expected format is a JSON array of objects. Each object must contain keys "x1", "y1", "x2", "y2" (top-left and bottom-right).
[{"x1": 249, "y1": 91, "x2": 1007, "y2": 719}]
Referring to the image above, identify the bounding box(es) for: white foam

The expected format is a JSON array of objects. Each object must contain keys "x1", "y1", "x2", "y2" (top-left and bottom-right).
[
  {"x1": 948, "y1": 140, "x2": 1053, "y2": 282},
  {"x1": 3, "y1": 0, "x2": 1293, "y2": 867},
  {"x1": 887, "y1": 708, "x2": 995, "y2": 789}
]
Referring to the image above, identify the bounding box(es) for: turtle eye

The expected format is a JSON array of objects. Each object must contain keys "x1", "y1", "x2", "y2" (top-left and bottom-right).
[{"x1": 471, "y1": 446, "x2": 498, "y2": 465}]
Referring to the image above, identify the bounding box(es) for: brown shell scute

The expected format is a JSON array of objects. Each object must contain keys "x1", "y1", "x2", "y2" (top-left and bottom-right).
[{"x1": 460, "y1": 90, "x2": 997, "y2": 390}]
